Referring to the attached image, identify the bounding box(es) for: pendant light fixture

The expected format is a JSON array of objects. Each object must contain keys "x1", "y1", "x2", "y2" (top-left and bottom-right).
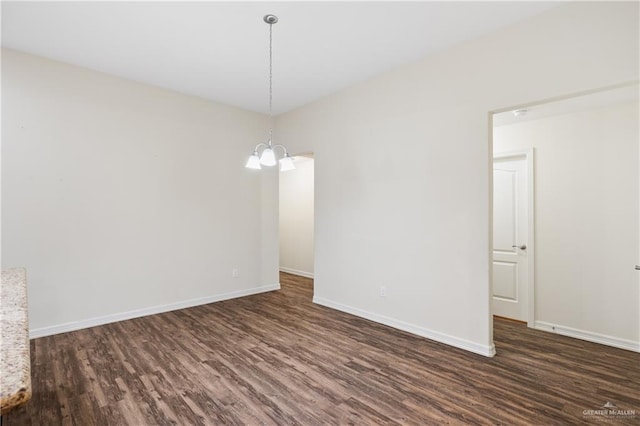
[{"x1": 246, "y1": 14, "x2": 295, "y2": 172}]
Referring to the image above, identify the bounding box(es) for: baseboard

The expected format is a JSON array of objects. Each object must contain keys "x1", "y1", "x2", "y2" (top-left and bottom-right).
[
  {"x1": 313, "y1": 296, "x2": 496, "y2": 357},
  {"x1": 534, "y1": 321, "x2": 640, "y2": 353},
  {"x1": 279, "y1": 267, "x2": 314, "y2": 279},
  {"x1": 30, "y1": 283, "x2": 281, "y2": 339}
]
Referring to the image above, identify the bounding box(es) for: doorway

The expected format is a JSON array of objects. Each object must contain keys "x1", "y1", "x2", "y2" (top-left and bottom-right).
[
  {"x1": 278, "y1": 154, "x2": 315, "y2": 293},
  {"x1": 490, "y1": 84, "x2": 639, "y2": 351}
]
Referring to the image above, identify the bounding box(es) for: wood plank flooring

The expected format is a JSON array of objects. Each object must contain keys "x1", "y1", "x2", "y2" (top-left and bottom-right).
[{"x1": 3, "y1": 272, "x2": 639, "y2": 425}]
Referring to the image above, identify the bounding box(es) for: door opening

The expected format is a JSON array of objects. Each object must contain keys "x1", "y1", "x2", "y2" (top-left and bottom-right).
[
  {"x1": 490, "y1": 83, "x2": 639, "y2": 352},
  {"x1": 278, "y1": 153, "x2": 315, "y2": 297}
]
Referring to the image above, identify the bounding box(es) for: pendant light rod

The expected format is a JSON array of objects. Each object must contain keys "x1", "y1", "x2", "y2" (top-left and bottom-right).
[
  {"x1": 245, "y1": 14, "x2": 295, "y2": 172},
  {"x1": 266, "y1": 14, "x2": 276, "y2": 140}
]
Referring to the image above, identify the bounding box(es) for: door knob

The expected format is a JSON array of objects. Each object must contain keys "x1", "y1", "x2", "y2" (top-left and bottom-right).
[
  {"x1": 636, "y1": 265, "x2": 640, "y2": 271},
  {"x1": 512, "y1": 244, "x2": 527, "y2": 250}
]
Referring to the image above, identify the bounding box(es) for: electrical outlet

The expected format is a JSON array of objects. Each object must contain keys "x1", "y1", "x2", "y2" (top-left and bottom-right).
[
  {"x1": 232, "y1": 269, "x2": 239, "y2": 278},
  {"x1": 379, "y1": 286, "x2": 387, "y2": 297}
]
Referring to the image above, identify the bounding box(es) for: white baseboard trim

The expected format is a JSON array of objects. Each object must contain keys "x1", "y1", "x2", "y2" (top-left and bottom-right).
[
  {"x1": 30, "y1": 283, "x2": 281, "y2": 339},
  {"x1": 313, "y1": 296, "x2": 496, "y2": 357},
  {"x1": 279, "y1": 267, "x2": 314, "y2": 279},
  {"x1": 534, "y1": 321, "x2": 640, "y2": 353}
]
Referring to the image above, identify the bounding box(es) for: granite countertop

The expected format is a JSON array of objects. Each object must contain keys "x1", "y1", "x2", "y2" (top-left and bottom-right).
[{"x1": 0, "y1": 267, "x2": 32, "y2": 414}]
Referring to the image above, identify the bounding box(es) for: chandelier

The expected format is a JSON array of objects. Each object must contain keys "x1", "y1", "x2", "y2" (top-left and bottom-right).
[{"x1": 245, "y1": 14, "x2": 295, "y2": 172}]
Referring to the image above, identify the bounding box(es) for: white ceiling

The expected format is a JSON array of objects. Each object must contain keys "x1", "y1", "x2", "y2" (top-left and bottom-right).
[{"x1": 2, "y1": 1, "x2": 561, "y2": 115}]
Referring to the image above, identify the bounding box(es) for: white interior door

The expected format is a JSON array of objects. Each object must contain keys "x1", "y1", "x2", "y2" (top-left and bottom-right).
[{"x1": 493, "y1": 153, "x2": 531, "y2": 323}]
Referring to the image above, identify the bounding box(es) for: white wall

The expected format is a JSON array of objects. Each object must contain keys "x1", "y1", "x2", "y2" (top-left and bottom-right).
[
  {"x1": 494, "y1": 101, "x2": 639, "y2": 347},
  {"x1": 279, "y1": 157, "x2": 314, "y2": 278},
  {"x1": 1, "y1": 49, "x2": 280, "y2": 336},
  {"x1": 275, "y1": 2, "x2": 639, "y2": 356}
]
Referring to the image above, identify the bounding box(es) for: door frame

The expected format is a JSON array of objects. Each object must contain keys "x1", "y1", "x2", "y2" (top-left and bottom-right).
[{"x1": 492, "y1": 148, "x2": 535, "y2": 327}]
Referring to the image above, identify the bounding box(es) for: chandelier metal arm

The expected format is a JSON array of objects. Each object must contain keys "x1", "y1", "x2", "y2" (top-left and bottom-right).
[
  {"x1": 251, "y1": 143, "x2": 288, "y2": 156},
  {"x1": 271, "y1": 144, "x2": 289, "y2": 155},
  {"x1": 252, "y1": 142, "x2": 268, "y2": 153}
]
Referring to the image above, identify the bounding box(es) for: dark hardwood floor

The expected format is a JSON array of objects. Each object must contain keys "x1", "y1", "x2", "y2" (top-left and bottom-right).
[{"x1": 4, "y1": 272, "x2": 639, "y2": 425}]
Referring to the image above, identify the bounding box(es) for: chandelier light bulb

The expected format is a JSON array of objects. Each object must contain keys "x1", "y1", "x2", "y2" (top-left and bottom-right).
[
  {"x1": 279, "y1": 154, "x2": 295, "y2": 172},
  {"x1": 259, "y1": 148, "x2": 277, "y2": 166},
  {"x1": 246, "y1": 152, "x2": 261, "y2": 169}
]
